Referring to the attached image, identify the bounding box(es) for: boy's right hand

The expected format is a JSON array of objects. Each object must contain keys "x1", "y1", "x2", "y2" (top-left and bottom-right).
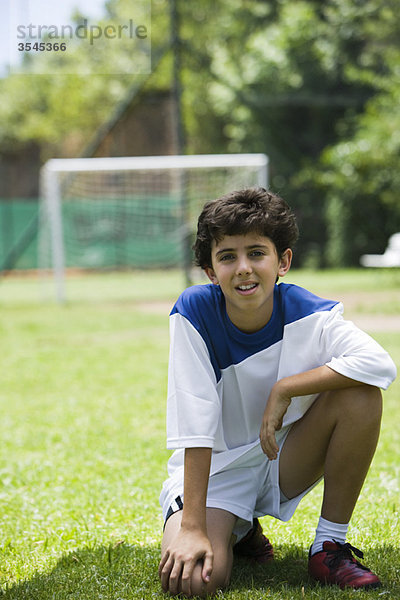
[
  {"x1": 260, "y1": 381, "x2": 292, "y2": 460},
  {"x1": 159, "y1": 526, "x2": 214, "y2": 596}
]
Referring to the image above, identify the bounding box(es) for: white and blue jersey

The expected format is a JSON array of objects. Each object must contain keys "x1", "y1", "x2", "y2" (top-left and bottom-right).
[{"x1": 165, "y1": 282, "x2": 396, "y2": 478}]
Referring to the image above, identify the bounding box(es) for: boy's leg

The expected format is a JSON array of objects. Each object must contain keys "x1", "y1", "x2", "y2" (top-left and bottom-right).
[
  {"x1": 161, "y1": 507, "x2": 237, "y2": 597},
  {"x1": 278, "y1": 384, "x2": 382, "y2": 588},
  {"x1": 278, "y1": 385, "x2": 382, "y2": 521}
]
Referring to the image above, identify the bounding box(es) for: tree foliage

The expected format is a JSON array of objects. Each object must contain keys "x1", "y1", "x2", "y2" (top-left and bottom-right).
[
  {"x1": 0, "y1": 0, "x2": 161, "y2": 158},
  {"x1": 177, "y1": 0, "x2": 400, "y2": 266},
  {"x1": 292, "y1": 0, "x2": 400, "y2": 264},
  {"x1": 1, "y1": 0, "x2": 399, "y2": 265}
]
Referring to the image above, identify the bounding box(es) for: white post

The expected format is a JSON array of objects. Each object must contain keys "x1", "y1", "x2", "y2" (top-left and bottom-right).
[
  {"x1": 46, "y1": 170, "x2": 66, "y2": 303},
  {"x1": 38, "y1": 155, "x2": 269, "y2": 302},
  {"x1": 257, "y1": 156, "x2": 269, "y2": 189}
]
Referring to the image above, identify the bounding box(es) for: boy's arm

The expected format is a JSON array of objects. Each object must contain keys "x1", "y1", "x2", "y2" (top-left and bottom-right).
[
  {"x1": 159, "y1": 447, "x2": 213, "y2": 597},
  {"x1": 260, "y1": 365, "x2": 373, "y2": 460}
]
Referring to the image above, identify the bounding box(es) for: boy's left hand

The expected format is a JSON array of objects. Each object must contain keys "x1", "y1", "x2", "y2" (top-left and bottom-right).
[{"x1": 260, "y1": 382, "x2": 291, "y2": 460}]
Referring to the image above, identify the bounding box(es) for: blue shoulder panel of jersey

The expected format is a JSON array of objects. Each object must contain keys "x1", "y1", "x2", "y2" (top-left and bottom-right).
[
  {"x1": 170, "y1": 283, "x2": 338, "y2": 381},
  {"x1": 170, "y1": 285, "x2": 229, "y2": 380},
  {"x1": 279, "y1": 283, "x2": 339, "y2": 325}
]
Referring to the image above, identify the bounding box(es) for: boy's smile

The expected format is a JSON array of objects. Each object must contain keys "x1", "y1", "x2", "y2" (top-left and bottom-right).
[{"x1": 205, "y1": 233, "x2": 292, "y2": 333}]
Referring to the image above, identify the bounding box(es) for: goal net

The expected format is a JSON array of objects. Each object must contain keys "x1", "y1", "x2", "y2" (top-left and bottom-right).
[{"x1": 38, "y1": 154, "x2": 268, "y2": 302}]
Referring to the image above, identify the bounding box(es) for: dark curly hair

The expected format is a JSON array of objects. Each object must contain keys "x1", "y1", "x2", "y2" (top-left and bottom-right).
[{"x1": 193, "y1": 187, "x2": 299, "y2": 269}]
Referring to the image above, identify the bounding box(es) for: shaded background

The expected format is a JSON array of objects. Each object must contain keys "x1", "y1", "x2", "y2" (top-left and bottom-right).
[{"x1": 1, "y1": 0, "x2": 400, "y2": 272}]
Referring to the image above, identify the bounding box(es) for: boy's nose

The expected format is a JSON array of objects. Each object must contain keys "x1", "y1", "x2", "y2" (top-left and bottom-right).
[{"x1": 236, "y1": 257, "x2": 252, "y2": 275}]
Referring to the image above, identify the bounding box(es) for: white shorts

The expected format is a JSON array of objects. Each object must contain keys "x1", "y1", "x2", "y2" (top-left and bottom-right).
[{"x1": 160, "y1": 427, "x2": 320, "y2": 541}]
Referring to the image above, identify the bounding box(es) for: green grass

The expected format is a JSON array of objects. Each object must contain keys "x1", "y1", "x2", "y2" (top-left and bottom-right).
[{"x1": 0, "y1": 269, "x2": 399, "y2": 599}]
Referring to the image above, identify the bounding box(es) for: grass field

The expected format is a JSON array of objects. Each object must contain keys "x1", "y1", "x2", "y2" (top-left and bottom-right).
[{"x1": 0, "y1": 268, "x2": 399, "y2": 599}]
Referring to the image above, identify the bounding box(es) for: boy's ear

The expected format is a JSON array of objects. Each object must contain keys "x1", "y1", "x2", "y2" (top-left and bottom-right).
[
  {"x1": 278, "y1": 248, "x2": 292, "y2": 278},
  {"x1": 204, "y1": 266, "x2": 219, "y2": 285}
]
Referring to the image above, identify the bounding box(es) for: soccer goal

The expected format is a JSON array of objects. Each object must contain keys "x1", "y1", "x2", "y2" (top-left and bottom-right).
[{"x1": 38, "y1": 154, "x2": 268, "y2": 302}]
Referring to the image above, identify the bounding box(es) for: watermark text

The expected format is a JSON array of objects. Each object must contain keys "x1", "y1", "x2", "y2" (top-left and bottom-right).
[{"x1": 17, "y1": 19, "x2": 148, "y2": 46}]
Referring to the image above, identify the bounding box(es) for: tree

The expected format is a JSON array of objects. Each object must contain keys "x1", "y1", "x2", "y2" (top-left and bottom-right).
[
  {"x1": 177, "y1": 0, "x2": 380, "y2": 265},
  {"x1": 306, "y1": 0, "x2": 400, "y2": 265},
  {"x1": 0, "y1": 0, "x2": 160, "y2": 159},
  {"x1": 2, "y1": 0, "x2": 399, "y2": 266}
]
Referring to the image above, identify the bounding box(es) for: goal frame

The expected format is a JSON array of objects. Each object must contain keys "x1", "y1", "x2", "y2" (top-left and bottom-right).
[{"x1": 39, "y1": 153, "x2": 268, "y2": 303}]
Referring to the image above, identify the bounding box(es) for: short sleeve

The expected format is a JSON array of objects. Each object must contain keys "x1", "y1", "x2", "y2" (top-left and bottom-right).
[
  {"x1": 166, "y1": 313, "x2": 222, "y2": 449},
  {"x1": 322, "y1": 305, "x2": 397, "y2": 390}
]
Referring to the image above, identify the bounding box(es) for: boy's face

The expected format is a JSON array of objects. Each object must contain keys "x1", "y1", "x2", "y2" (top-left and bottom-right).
[{"x1": 205, "y1": 233, "x2": 292, "y2": 333}]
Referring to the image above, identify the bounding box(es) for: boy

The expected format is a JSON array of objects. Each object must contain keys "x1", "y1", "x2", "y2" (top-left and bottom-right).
[{"x1": 158, "y1": 188, "x2": 396, "y2": 597}]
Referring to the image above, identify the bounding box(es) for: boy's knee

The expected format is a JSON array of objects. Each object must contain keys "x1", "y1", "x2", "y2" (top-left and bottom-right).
[
  {"x1": 348, "y1": 385, "x2": 381, "y2": 419},
  {"x1": 361, "y1": 385, "x2": 382, "y2": 416},
  {"x1": 324, "y1": 385, "x2": 382, "y2": 424},
  {"x1": 174, "y1": 549, "x2": 232, "y2": 598},
  {"x1": 188, "y1": 561, "x2": 230, "y2": 598}
]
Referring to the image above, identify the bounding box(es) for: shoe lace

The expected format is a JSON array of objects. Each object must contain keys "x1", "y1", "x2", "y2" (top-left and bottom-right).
[{"x1": 327, "y1": 540, "x2": 368, "y2": 571}]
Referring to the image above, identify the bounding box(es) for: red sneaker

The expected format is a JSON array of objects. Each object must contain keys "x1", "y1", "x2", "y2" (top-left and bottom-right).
[
  {"x1": 233, "y1": 519, "x2": 274, "y2": 565},
  {"x1": 308, "y1": 540, "x2": 381, "y2": 589}
]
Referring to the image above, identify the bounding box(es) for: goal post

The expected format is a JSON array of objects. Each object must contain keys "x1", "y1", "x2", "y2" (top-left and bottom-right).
[{"x1": 38, "y1": 154, "x2": 268, "y2": 302}]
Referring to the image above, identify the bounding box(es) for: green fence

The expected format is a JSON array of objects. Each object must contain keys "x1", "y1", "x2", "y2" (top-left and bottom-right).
[
  {"x1": 0, "y1": 196, "x2": 183, "y2": 271},
  {"x1": 0, "y1": 199, "x2": 39, "y2": 270},
  {"x1": 60, "y1": 195, "x2": 182, "y2": 269}
]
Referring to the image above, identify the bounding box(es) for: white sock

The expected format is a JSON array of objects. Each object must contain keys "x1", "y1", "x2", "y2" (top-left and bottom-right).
[{"x1": 310, "y1": 516, "x2": 349, "y2": 556}]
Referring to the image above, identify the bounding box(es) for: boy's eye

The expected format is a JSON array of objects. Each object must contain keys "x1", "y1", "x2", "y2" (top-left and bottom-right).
[
  {"x1": 220, "y1": 254, "x2": 235, "y2": 261},
  {"x1": 250, "y1": 250, "x2": 264, "y2": 257}
]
